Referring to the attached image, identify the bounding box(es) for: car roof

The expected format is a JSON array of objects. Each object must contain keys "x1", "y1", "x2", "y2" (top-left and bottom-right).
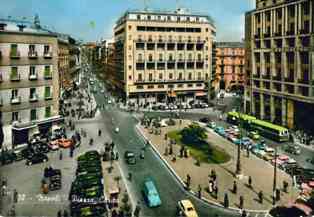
[
  {"x1": 180, "y1": 199, "x2": 194, "y2": 208},
  {"x1": 144, "y1": 180, "x2": 158, "y2": 194}
]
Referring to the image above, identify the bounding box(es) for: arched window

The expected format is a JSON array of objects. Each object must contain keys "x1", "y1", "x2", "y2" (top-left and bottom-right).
[
  {"x1": 138, "y1": 53, "x2": 143, "y2": 61},
  {"x1": 188, "y1": 53, "x2": 192, "y2": 61},
  {"x1": 188, "y1": 73, "x2": 192, "y2": 80},
  {"x1": 159, "y1": 53, "x2": 163, "y2": 61},
  {"x1": 149, "y1": 54, "x2": 153, "y2": 61},
  {"x1": 169, "y1": 54, "x2": 173, "y2": 61},
  {"x1": 197, "y1": 54, "x2": 202, "y2": 61}
]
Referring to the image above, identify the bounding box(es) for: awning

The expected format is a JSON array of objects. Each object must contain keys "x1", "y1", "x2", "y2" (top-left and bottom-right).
[{"x1": 195, "y1": 91, "x2": 207, "y2": 97}]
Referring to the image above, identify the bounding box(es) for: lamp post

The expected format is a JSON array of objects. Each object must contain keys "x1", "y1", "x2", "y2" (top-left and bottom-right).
[
  {"x1": 236, "y1": 90, "x2": 242, "y2": 176},
  {"x1": 272, "y1": 147, "x2": 278, "y2": 205}
]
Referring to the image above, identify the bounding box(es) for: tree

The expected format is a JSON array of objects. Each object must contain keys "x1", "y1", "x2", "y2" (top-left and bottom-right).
[{"x1": 181, "y1": 124, "x2": 207, "y2": 145}]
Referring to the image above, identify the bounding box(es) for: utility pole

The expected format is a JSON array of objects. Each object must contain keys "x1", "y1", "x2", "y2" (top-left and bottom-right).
[
  {"x1": 272, "y1": 147, "x2": 277, "y2": 205},
  {"x1": 236, "y1": 90, "x2": 242, "y2": 176}
]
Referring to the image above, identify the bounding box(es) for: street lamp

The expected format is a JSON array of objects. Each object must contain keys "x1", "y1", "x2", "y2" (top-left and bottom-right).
[
  {"x1": 272, "y1": 147, "x2": 278, "y2": 205},
  {"x1": 235, "y1": 90, "x2": 242, "y2": 176}
]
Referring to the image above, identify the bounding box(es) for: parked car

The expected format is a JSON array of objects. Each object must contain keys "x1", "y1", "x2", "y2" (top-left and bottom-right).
[
  {"x1": 57, "y1": 138, "x2": 73, "y2": 148},
  {"x1": 249, "y1": 131, "x2": 260, "y2": 140},
  {"x1": 177, "y1": 200, "x2": 198, "y2": 217},
  {"x1": 284, "y1": 145, "x2": 301, "y2": 155},
  {"x1": 207, "y1": 122, "x2": 216, "y2": 129},
  {"x1": 142, "y1": 179, "x2": 162, "y2": 207},
  {"x1": 199, "y1": 117, "x2": 210, "y2": 123},
  {"x1": 32, "y1": 141, "x2": 50, "y2": 154},
  {"x1": 26, "y1": 153, "x2": 48, "y2": 166},
  {"x1": 124, "y1": 151, "x2": 136, "y2": 164},
  {"x1": 214, "y1": 127, "x2": 226, "y2": 137},
  {"x1": 12, "y1": 144, "x2": 28, "y2": 161}
]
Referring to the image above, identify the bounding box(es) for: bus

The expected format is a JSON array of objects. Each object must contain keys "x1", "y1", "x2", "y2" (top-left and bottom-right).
[
  {"x1": 250, "y1": 119, "x2": 289, "y2": 142},
  {"x1": 226, "y1": 111, "x2": 256, "y2": 128}
]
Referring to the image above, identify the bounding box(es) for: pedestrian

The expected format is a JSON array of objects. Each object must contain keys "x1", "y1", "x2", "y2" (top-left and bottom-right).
[
  {"x1": 128, "y1": 172, "x2": 132, "y2": 181},
  {"x1": 241, "y1": 210, "x2": 247, "y2": 217},
  {"x1": 59, "y1": 150, "x2": 63, "y2": 160},
  {"x1": 186, "y1": 174, "x2": 191, "y2": 189},
  {"x1": 63, "y1": 210, "x2": 68, "y2": 217},
  {"x1": 283, "y1": 180, "x2": 289, "y2": 193},
  {"x1": 57, "y1": 210, "x2": 62, "y2": 217},
  {"x1": 248, "y1": 176, "x2": 252, "y2": 188},
  {"x1": 258, "y1": 191, "x2": 263, "y2": 204},
  {"x1": 13, "y1": 189, "x2": 18, "y2": 203},
  {"x1": 198, "y1": 184, "x2": 202, "y2": 198},
  {"x1": 223, "y1": 193, "x2": 229, "y2": 208},
  {"x1": 239, "y1": 195, "x2": 244, "y2": 209},
  {"x1": 89, "y1": 138, "x2": 94, "y2": 146},
  {"x1": 233, "y1": 181, "x2": 237, "y2": 194},
  {"x1": 69, "y1": 148, "x2": 74, "y2": 158},
  {"x1": 98, "y1": 129, "x2": 102, "y2": 137},
  {"x1": 214, "y1": 186, "x2": 218, "y2": 199},
  {"x1": 209, "y1": 180, "x2": 213, "y2": 193}
]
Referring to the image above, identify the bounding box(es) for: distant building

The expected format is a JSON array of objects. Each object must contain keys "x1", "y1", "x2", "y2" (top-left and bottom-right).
[
  {"x1": 245, "y1": 0, "x2": 314, "y2": 133},
  {"x1": 214, "y1": 42, "x2": 245, "y2": 92},
  {"x1": 113, "y1": 8, "x2": 216, "y2": 104},
  {"x1": 0, "y1": 16, "x2": 61, "y2": 147}
]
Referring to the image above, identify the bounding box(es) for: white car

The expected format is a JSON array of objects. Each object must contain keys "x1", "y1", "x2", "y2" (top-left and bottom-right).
[
  {"x1": 108, "y1": 100, "x2": 112, "y2": 104},
  {"x1": 100, "y1": 89, "x2": 105, "y2": 94},
  {"x1": 160, "y1": 119, "x2": 168, "y2": 127},
  {"x1": 115, "y1": 127, "x2": 119, "y2": 133}
]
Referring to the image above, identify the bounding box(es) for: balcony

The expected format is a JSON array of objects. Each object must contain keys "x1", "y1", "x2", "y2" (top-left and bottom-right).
[
  {"x1": 44, "y1": 70, "x2": 52, "y2": 79},
  {"x1": 263, "y1": 33, "x2": 270, "y2": 38},
  {"x1": 10, "y1": 73, "x2": 21, "y2": 81},
  {"x1": 10, "y1": 51, "x2": 20, "y2": 59},
  {"x1": 286, "y1": 30, "x2": 294, "y2": 36},
  {"x1": 43, "y1": 52, "x2": 52, "y2": 59},
  {"x1": 284, "y1": 75, "x2": 294, "y2": 83},
  {"x1": 298, "y1": 78, "x2": 309, "y2": 84},
  {"x1": 272, "y1": 73, "x2": 282, "y2": 81},
  {"x1": 29, "y1": 73, "x2": 38, "y2": 80},
  {"x1": 29, "y1": 94, "x2": 38, "y2": 102},
  {"x1": 262, "y1": 73, "x2": 271, "y2": 80},
  {"x1": 11, "y1": 96, "x2": 21, "y2": 104},
  {"x1": 299, "y1": 29, "x2": 309, "y2": 35},
  {"x1": 28, "y1": 51, "x2": 38, "y2": 59}
]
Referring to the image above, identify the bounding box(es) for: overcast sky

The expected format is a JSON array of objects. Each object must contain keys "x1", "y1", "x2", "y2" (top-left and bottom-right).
[{"x1": 0, "y1": 0, "x2": 255, "y2": 42}]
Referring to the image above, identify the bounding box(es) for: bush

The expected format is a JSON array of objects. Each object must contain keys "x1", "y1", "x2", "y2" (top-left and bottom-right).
[{"x1": 181, "y1": 124, "x2": 207, "y2": 145}]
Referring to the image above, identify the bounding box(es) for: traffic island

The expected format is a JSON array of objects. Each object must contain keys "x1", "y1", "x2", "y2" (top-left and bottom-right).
[{"x1": 136, "y1": 119, "x2": 299, "y2": 212}]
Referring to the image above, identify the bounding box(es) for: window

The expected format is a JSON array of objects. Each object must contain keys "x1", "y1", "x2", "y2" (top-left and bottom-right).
[
  {"x1": 147, "y1": 15, "x2": 151, "y2": 20},
  {"x1": 188, "y1": 53, "x2": 192, "y2": 61},
  {"x1": 29, "y1": 44, "x2": 35, "y2": 52},
  {"x1": 158, "y1": 84, "x2": 164, "y2": 88},
  {"x1": 196, "y1": 83, "x2": 202, "y2": 87},
  {"x1": 128, "y1": 25, "x2": 132, "y2": 30},
  {"x1": 138, "y1": 53, "x2": 143, "y2": 61},
  {"x1": 11, "y1": 44, "x2": 18, "y2": 54},
  {"x1": 188, "y1": 84, "x2": 193, "y2": 87},
  {"x1": 45, "y1": 86, "x2": 51, "y2": 99},
  {"x1": 30, "y1": 66, "x2": 36, "y2": 75},
  {"x1": 178, "y1": 84, "x2": 183, "y2": 88},
  {"x1": 149, "y1": 54, "x2": 153, "y2": 61},
  {"x1": 158, "y1": 15, "x2": 161, "y2": 20},
  {"x1": 138, "y1": 74, "x2": 142, "y2": 81},
  {"x1": 177, "y1": 16, "x2": 181, "y2": 22},
  {"x1": 169, "y1": 54, "x2": 173, "y2": 61},
  {"x1": 12, "y1": 112, "x2": 18, "y2": 122},
  {"x1": 137, "y1": 85, "x2": 143, "y2": 89},
  {"x1": 178, "y1": 35, "x2": 182, "y2": 42},
  {"x1": 205, "y1": 28, "x2": 208, "y2": 32},
  {"x1": 45, "y1": 106, "x2": 51, "y2": 118},
  {"x1": 168, "y1": 35, "x2": 172, "y2": 41},
  {"x1": 11, "y1": 89, "x2": 18, "y2": 99},
  {"x1": 30, "y1": 88, "x2": 36, "y2": 99},
  {"x1": 188, "y1": 73, "x2": 192, "y2": 80},
  {"x1": 137, "y1": 15, "x2": 141, "y2": 20},
  {"x1": 159, "y1": 53, "x2": 163, "y2": 61},
  {"x1": 169, "y1": 73, "x2": 173, "y2": 79},
  {"x1": 128, "y1": 45, "x2": 132, "y2": 50},
  {"x1": 129, "y1": 75, "x2": 132, "y2": 80},
  {"x1": 44, "y1": 45, "x2": 50, "y2": 54},
  {"x1": 197, "y1": 72, "x2": 202, "y2": 80},
  {"x1": 179, "y1": 53, "x2": 183, "y2": 61},
  {"x1": 149, "y1": 73, "x2": 153, "y2": 81},
  {"x1": 11, "y1": 66, "x2": 18, "y2": 80},
  {"x1": 0, "y1": 23, "x2": 7, "y2": 31},
  {"x1": 30, "y1": 109, "x2": 37, "y2": 121},
  {"x1": 205, "y1": 74, "x2": 209, "y2": 80},
  {"x1": 148, "y1": 85, "x2": 154, "y2": 89},
  {"x1": 197, "y1": 54, "x2": 202, "y2": 61},
  {"x1": 179, "y1": 73, "x2": 183, "y2": 80},
  {"x1": 168, "y1": 84, "x2": 174, "y2": 88},
  {"x1": 159, "y1": 73, "x2": 163, "y2": 80},
  {"x1": 128, "y1": 65, "x2": 132, "y2": 70}
]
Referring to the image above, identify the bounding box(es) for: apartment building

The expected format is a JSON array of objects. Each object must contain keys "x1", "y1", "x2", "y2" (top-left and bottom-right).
[
  {"x1": 245, "y1": 0, "x2": 314, "y2": 133},
  {"x1": 113, "y1": 8, "x2": 216, "y2": 104},
  {"x1": 214, "y1": 42, "x2": 245, "y2": 92},
  {"x1": 0, "y1": 17, "x2": 61, "y2": 148}
]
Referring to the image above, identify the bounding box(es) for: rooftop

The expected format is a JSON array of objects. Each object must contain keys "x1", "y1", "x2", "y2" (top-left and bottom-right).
[
  {"x1": 215, "y1": 42, "x2": 245, "y2": 48},
  {"x1": 116, "y1": 8, "x2": 215, "y2": 27},
  {"x1": 0, "y1": 16, "x2": 56, "y2": 36}
]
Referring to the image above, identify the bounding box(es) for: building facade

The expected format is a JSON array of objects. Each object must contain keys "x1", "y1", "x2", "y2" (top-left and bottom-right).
[
  {"x1": 214, "y1": 42, "x2": 245, "y2": 92},
  {"x1": 0, "y1": 17, "x2": 61, "y2": 148},
  {"x1": 245, "y1": 0, "x2": 314, "y2": 133},
  {"x1": 113, "y1": 9, "x2": 216, "y2": 104}
]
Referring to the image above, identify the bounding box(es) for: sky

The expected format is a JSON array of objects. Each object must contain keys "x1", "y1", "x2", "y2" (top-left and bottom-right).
[{"x1": 0, "y1": 0, "x2": 255, "y2": 42}]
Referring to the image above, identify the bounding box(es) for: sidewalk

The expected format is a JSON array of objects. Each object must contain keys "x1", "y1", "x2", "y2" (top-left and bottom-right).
[{"x1": 137, "y1": 119, "x2": 299, "y2": 211}]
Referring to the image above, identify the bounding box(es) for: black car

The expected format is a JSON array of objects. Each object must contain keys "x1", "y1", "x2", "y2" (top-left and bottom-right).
[
  {"x1": 26, "y1": 153, "x2": 48, "y2": 166},
  {"x1": 199, "y1": 117, "x2": 211, "y2": 123},
  {"x1": 124, "y1": 151, "x2": 136, "y2": 164},
  {"x1": 31, "y1": 141, "x2": 50, "y2": 154}
]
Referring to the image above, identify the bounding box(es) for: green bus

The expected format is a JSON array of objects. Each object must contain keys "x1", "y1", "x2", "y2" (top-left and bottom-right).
[
  {"x1": 250, "y1": 119, "x2": 289, "y2": 142},
  {"x1": 226, "y1": 111, "x2": 256, "y2": 128}
]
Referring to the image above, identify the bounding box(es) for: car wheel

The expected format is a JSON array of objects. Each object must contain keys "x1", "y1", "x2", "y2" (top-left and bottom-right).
[{"x1": 43, "y1": 159, "x2": 47, "y2": 162}]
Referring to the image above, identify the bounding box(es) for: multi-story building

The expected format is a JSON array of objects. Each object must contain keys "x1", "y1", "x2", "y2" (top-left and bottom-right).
[
  {"x1": 113, "y1": 8, "x2": 216, "y2": 104},
  {"x1": 0, "y1": 17, "x2": 61, "y2": 148},
  {"x1": 214, "y1": 42, "x2": 245, "y2": 92},
  {"x1": 245, "y1": 0, "x2": 314, "y2": 133}
]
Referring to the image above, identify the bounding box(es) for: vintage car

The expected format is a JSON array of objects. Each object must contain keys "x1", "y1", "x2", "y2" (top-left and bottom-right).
[{"x1": 142, "y1": 179, "x2": 162, "y2": 208}]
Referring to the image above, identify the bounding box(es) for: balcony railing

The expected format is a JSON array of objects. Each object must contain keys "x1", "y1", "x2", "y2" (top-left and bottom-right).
[
  {"x1": 43, "y1": 51, "x2": 52, "y2": 58},
  {"x1": 10, "y1": 51, "x2": 21, "y2": 59},
  {"x1": 10, "y1": 73, "x2": 21, "y2": 81},
  {"x1": 29, "y1": 94, "x2": 38, "y2": 102},
  {"x1": 29, "y1": 73, "x2": 38, "y2": 80},
  {"x1": 11, "y1": 96, "x2": 21, "y2": 104},
  {"x1": 298, "y1": 78, "x2": 309, "y2": 84},
  {"x1": 28, "y1": 51, "x2": 38, "y2": 59},
  {"x1": 44, "y1": 70, "x2": 52, "y2": 79}
]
